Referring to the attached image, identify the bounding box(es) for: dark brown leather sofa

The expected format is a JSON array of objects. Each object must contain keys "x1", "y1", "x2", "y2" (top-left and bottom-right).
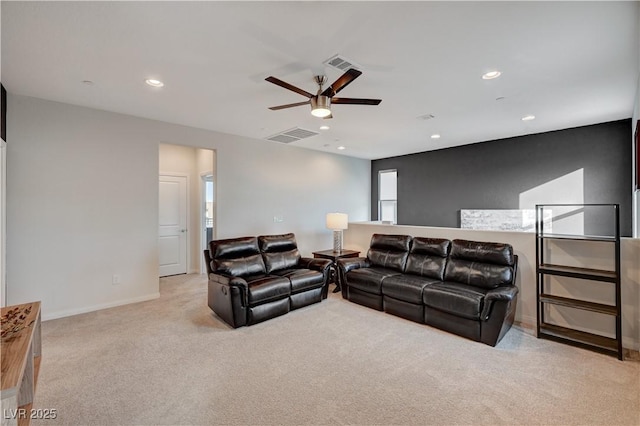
[
  {"x1": 204, "y1": 233, "x2": 331, "y2": 328},
  {"x1": 338, "y1": 234, "x2": 519, "y2": 346}
]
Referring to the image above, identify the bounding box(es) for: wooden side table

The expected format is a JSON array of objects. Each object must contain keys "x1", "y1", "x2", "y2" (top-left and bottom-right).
[
  {"x1": 313, "y1": 249, "x2": 361, "y2": 298},
  {"x1": 1, "y1": 301, "x2": 42, "y2": 426}
]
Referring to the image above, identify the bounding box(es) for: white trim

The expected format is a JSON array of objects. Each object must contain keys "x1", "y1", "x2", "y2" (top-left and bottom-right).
[{"x1": 42, "y1": 292, "x2": 160, "y2": 321}]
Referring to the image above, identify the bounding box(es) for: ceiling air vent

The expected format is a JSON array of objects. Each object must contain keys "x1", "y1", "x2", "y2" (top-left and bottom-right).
[
  {"x1": 323, "y1": 54, "x2": 361, "y2": 71},
  {"x1": 266, "y1": 127, "x2": 319, "y2": 144},
  {"x1": 417, "y1": 113, "x2": 436, "y2": 121}
]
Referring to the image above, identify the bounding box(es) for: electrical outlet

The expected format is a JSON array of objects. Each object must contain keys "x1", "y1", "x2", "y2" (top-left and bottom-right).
[{"x1": 112, "y1": 274, "x2": 121, "y2": 285}]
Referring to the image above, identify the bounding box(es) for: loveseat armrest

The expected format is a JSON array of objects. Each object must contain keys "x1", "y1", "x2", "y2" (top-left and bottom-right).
[
  {"x1": 480, "y1": 285, "x2": 519, "y2": 320},
  {"x1": 299, "y1": 257, "x2": 332, "y2": 274},
  {"x1": 210, "y1": 273, "x2": 249, "y2": 307}
]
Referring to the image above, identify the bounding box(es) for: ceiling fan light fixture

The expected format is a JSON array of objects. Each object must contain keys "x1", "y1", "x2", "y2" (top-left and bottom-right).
[{"x1": 311, "y1": 95, "x2": 332, "y2": 118}]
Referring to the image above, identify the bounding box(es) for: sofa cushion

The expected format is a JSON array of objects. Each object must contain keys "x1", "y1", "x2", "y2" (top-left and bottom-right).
[
  {"x1": 214, "y1": 253, "x2": 266, "y2": 277},
  {"x1": 272, "y1": 268, "x2": 324, "y2": 293},
  {"x1": 444, "y1": 239, "x2": 515, "y2": 289},
  {"x1": 262, "y1": 249, "x2": 301, "y2": 273},
  {"x1": 245, "y1": 275, "x2": 291, "y2": 306},
  {"x1": 382, "y1": 274, "x2": 440, "y2": 304},
  {"x1": 404, "y1": 237, "x2": 450, "y2": 280},
  {"x1": 423, "y1": 281, "x2": 488, "y2": 320},
  {"x1": 347, "y1": 267, "x2": 402, "y2": 295},
  {"x1": 444, "y1": 258, "x2": 513, "y2": 289},
  {"x1": 450, "y1": 239, "x2": 514, "y2": 266},
  {"x1": 367, "y1": 234, "x2": 412, "y2": 272}
]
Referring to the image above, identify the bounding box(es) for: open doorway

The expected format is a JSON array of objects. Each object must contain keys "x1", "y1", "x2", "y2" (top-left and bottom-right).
[
  {"x1": 201, "y1": 173, "x2": 215, "y2": 273},
  {"x1": 159, "y1": 144, "x2": 215, "y2": 277}
]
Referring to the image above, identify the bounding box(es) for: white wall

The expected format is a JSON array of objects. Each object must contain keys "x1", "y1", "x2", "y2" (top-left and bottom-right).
[
  {"x1": 344, "y1": 223, "x2": 640, "y2": 350},
  {"x1": 7, "y1": 95, "x2": 370, "y2": 320}
]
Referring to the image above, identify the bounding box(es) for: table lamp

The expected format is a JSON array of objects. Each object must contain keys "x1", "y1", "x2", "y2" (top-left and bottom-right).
[{"x1": 326, "y1": 212, "x2": 348, "y2": 252}]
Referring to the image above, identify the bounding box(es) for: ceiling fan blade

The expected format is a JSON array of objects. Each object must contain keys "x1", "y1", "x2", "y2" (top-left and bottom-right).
[
  {"x1": 332, "y1": 97, "x2": 382, "y2": 105},
  {"x1": 265, "y1": 76, "x2": 313, "y2": 98},
  {"x1": 322, "y1": 68, "x2": 362, "y2": 97},
  {"x1": 268, "y1": 101, "x2": 310, "y2": 111}
]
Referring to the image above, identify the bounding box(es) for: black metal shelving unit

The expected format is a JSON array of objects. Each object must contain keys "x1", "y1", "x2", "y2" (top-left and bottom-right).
[{"x1": 535, "y1": 204, "x2": 622, "y2": 360}]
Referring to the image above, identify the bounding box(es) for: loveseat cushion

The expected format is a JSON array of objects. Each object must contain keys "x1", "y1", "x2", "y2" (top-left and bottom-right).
[
  {"x1": 423, "y1": 281, "x2": 488, "y2": 320},
  {"x1": 347, "y1": 267, "x2": 402, "y2": 295},
  {"x1": 210, "y1": 236, "x2": 260, "y2": 259},
  {"x1": 382, "y1": 274, "x2": 440, "y2": 304},
  {"x1": 259, "y1": 234, "x2": 302, "y2": 273},
  {"x1": 443, "y1": 239, "x2": 515, "y2": 289},
  {"x1": 262, "y1": 249, "x2": 301, "y2": 273},
  {"x1": 367, "y1": 234, "x2": 412, "y2": 272},
  {"x1": 258, "y1": 233, "x2": 298, "y2": 252},
  {"x1": 245, "y1": 275, "x2": 291, "y2": 306},
  {"x1": 272, "y1": 268, "x2": 324, "y2": 293},
  {"x1": 214, "y1": 254, "x2": 266, "y2": 277},
  {"x1": 404, "y1": 237, "x2": 450, "y2": 280},
  {"x1": 209, "y1": 237, "x2": 267, "y2": 277}
]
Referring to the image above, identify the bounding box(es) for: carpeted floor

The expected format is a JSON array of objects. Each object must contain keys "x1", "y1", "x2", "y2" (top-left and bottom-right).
[{"x1": 32, "y1": 274, "x2": 639, "y2": 425}]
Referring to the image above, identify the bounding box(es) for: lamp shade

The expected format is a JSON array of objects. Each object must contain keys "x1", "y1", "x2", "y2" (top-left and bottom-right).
[{"x1": 326, "y1": 213, "x2": 348, "y2": 230}]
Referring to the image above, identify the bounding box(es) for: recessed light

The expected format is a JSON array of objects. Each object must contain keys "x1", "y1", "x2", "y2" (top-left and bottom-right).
[
  {"x1": 431, "y1": 134, "x2": 441, "y2": 139},
  {"x1": 521, "y1": 115, "x2": 536, "y2": 121},
  {"x1": 337, "y1": 146, "x2": 346, "y2": 150},
  {"x1": 482, "y1": 71, "x2": 501, "y2": 80},
  {"x1": 320, "y1": 125, "x2": 330, "y2": 130},
  {"x1": 145, "y1": 79, "x2": 164, "y2": 88}
]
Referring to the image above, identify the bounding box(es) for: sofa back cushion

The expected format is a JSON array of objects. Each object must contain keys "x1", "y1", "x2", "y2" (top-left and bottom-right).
[
  {"x1": 258, "y1": 233, "x2": 301, "y2": 273},
  {"x1": 208, "y1": 237, "x2": 266, "y2": 277},
  {"x1": 404, "y1": 237, "x2": 451, "y2": 280},
  {"x1": 367, "y1": 234, "x2": 412, "y2": 272},
  {"x1": 444, "y1": 239, "x2": 515, "y2": 289}
]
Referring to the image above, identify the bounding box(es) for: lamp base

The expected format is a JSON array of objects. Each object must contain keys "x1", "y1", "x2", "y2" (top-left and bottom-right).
[{"x1": 332, "y1": 230, "x2": 343, "y2": 253}]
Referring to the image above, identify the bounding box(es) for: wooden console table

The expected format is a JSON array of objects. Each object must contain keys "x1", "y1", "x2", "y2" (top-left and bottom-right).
[{"x1": 1, "y1": 302, "x2": 42, "y2": 426}]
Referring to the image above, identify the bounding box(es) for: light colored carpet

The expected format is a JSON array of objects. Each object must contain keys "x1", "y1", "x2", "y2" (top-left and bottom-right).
[{"x1": 32, "y1": 274, "x2": 639, "y2": 425}]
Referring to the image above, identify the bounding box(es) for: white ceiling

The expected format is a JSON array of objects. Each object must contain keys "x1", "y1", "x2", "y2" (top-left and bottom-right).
[{"x1": 2, "y1": 1, "x2": 638, "y2": 160}]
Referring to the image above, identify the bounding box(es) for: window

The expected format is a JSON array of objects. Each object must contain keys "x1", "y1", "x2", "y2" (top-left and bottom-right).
[{"x1": 378, "y1": 169, "x2": 397, "y2": 224}]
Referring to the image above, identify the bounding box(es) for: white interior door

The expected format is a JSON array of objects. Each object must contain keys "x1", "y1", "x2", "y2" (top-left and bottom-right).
[{"x1": 159, "y1": 175, "x2": 188, "y2": 277}]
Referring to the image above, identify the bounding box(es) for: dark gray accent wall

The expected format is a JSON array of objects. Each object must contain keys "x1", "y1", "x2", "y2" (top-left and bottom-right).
[{"x1": 371, "y1": 119, "x2": 632, "y2": 236}]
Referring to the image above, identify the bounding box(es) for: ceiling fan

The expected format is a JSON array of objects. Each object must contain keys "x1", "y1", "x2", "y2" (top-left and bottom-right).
[{"x1": 265, "y1": 68, "x2": 381, "y2": 118}]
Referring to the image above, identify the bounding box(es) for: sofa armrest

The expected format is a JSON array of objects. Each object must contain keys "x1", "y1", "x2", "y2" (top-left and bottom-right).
[
  {"x1": 481, "y1": 285, "x2": 519, "y2": 320},
  {"x1": 337, "y1": 257, "x2": 370, "y2": 274},
  {"x1": 299, "y1": 257, "x2": 332, "y2": 274}
]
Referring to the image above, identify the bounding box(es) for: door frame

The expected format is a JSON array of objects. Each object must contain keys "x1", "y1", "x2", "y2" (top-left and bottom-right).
[{"x1": 159, "y1": 173, "x2": 190, "y2": 277}]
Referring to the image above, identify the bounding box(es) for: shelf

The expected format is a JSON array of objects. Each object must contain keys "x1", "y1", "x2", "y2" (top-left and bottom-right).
[
  {"x1": 539, "y1": 323, "x2": 618, "y2": 356},
  {"x1": 537, "y1": 264, "x2": 617, "y2": 282},
  {"x1": 537, "y1": 233, "x2": 616, "y2": 242},
  {"x1": 539, "y1": 294, "x2": 617, "y2": 315},
  {"x1": 536, "y1": 203, "x2": 621, "y2": 360}
]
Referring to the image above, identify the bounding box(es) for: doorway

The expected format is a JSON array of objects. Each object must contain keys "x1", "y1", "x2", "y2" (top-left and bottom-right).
[
  {"x1": 159, "y1": 144, "x2": 215, "y2": 277},
  {"x1": 201, "y1": 174, "x2": 215, "y2": 273}
]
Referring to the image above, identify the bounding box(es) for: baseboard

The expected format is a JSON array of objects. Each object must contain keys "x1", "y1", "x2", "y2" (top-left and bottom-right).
[
  {"x1": 42, "y1": 292, "x2": 160, "y2": 321},
  {"x1": 515, "y1": 318, "x2": 640, "y2": 355}
]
